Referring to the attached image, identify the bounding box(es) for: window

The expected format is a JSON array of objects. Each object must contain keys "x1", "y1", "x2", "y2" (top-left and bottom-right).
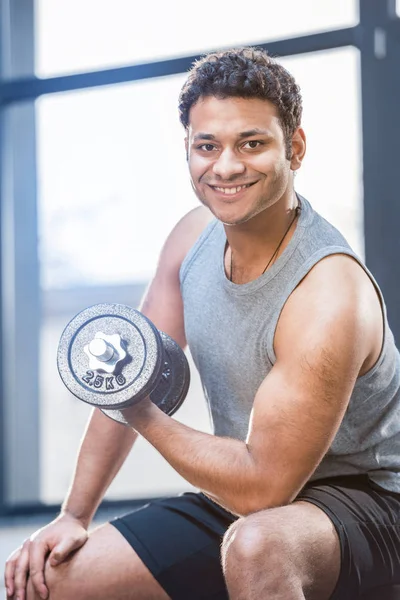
[
  {"x1": 37, "y1": 74, "x2": 207, "y2": 503},
  {"x1": 35, "y1": 0, "x2": 359, "y2": 77},
  {"x1": 37, "y1": 46, "x2": 362, "y2": 503}
]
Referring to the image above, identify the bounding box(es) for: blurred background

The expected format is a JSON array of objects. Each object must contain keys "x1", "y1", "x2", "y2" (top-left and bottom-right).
[{"x1": 1, "y1": 0, "x2": 399, "y2": 583}]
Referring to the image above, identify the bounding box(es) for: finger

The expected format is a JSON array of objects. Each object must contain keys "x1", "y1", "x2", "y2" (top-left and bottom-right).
[
  {"x1": 29, "y1": 540, "x2": 50, "y2": 599},
  {"x1": 13, "y1": 540, "x2": 30, "y2": 600},
  {"x1": 4, "y1": 547, "x2": 21, "y2": 598},
  {"x1": 49, "y1": 531, "x2": 88, "y2": 566}
]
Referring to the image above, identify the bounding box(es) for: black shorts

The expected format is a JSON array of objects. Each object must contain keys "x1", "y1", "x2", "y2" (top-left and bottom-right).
[{"x1": 109, "y1": 474, "x2": 400, "y2": 599}]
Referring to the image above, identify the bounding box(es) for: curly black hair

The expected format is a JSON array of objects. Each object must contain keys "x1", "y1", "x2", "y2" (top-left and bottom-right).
[{"x1": 178, "y1": 47, "x2": 302, "y2": 159}]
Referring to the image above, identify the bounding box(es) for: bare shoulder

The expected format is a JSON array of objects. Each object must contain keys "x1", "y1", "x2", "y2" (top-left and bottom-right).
[
  {"x1": 139, "y1": 206, "x2": 214, "y2": 345},
  {"x1": 162, "y1": 206, "x2": 215, "y2": 266},
  {"x1": 275, "y1": 253, "x2": 383, "y2": 373},
  {"x1": 292, "y1": 253, "x2": 381, "y2": 316}
]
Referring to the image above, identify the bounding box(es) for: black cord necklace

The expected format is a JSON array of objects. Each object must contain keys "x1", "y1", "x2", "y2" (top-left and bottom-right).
[{"x1": 229, "y1": 204, "x2": 301, "y2": 283}]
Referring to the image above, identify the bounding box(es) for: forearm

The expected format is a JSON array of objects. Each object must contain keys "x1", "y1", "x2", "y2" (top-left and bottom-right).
[
  {"x1": 62, "y1": 408, "x2": 138, "y2": 527},
  {"x1": 125, "y1": 401, "x2": 261, "y2": 516}
]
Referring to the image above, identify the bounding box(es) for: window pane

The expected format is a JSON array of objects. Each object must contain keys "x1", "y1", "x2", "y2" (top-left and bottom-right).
[
  {"x1": 37, "y1": 75, "x2": 194, "y2": 290},
  {"x1": 37, "y1": 46, "x2": 362, "y2": 503},
  {"x1": 35, "y1": 0, "x2": 359, "y2": 77},
  {"x1": 280, "y1": 47, "x2": 363, "y2": 256}
]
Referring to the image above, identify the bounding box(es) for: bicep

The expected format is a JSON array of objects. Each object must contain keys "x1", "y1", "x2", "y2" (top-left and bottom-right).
[
  {"x1": 246, "y1": 260, "x2": 369, "y2": 506},
  {"x1": 247, "y1": 342, "x2": 358, "y2": 504}
]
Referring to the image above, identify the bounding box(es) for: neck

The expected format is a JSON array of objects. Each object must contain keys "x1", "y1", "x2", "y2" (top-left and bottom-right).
[{"x1": 224, "y1": 190, "x2": 299, "y2": 267}]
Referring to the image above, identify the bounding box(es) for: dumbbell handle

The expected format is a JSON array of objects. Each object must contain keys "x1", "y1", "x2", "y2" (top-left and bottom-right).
[
  {"x1": 84, "y1": 331, "x2": 127, "y2": 375},
  {"x1": 88, "y1": 338, "x2": 114, "y2": 362}
]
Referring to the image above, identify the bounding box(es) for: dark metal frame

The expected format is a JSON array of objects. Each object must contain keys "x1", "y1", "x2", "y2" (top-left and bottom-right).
[{"x1": 0, "y1": 0, "x2": 399, "y2": 516}]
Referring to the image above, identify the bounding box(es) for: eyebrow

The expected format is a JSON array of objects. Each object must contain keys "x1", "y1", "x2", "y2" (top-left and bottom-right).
[
  {"x1": 238, "y1": 128, "x2": 272, "y2": 138},
  {"x1": 193, "y1": 128, "x2": 272, "y2": 142}
]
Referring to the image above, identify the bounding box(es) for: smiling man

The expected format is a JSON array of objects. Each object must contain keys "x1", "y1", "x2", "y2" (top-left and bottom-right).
[{"x1": 6, "y1": 47, "x2": 400, "y2": 600}]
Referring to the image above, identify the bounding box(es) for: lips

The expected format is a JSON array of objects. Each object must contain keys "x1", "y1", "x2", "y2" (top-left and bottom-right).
[{"x1": 208, "y1": 182, "x2": 257, "y2": 196}]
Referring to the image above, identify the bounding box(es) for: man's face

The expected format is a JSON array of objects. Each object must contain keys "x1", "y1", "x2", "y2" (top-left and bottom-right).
[{"x1": 186, "y1": 96, "x2": 299, "y2": 226}]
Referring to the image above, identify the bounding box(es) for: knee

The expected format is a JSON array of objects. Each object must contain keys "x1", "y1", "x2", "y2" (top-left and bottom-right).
[
  {"x1": 27, "y1": 561, "x2": 81, "y2": 600},
  {"x1": 221, "y1": 514, "x2": 292, "y2": 574},
  {"x1": 222, "y1": 516, "x2": 266, "y2": 568}
]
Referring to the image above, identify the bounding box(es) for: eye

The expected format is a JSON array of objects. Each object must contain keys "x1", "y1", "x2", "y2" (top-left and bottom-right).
[
  {"x1": 197, "y1": 143, "x2": 216, "y2": 152},
  {"x1": 243, "y1": 140, "x2": 263, "y2": 149}
]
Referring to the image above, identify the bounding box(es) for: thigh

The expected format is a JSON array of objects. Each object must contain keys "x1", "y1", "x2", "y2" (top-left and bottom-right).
[
  {"x1": 110, "y1": 492, "x2": 237, "y2": 600},
  {"x1": 296, "y1": 474, "x2": 400, "y2": 600},
  {"x1": 27, "y1": 523, "x2": 170, "y2": 600}
]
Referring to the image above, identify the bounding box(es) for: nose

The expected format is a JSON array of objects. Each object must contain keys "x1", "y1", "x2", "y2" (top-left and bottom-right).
[{"x1": 212, "y1": 148, "x2": 245, "y2": 180}]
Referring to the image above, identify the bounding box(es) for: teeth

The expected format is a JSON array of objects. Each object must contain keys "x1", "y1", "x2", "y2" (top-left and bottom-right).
[{"x1": 214, "y1": 184, "x2": 250, "y2": 195}]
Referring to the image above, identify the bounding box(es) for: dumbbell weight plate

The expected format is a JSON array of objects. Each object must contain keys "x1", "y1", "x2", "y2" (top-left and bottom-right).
[
  {"x1": 57, "y1": 303, "x2": 164, "y2": 409},
  {"x1": 152, "y1": 331, "x2": 191, "y2": 415},
  {"x1": 101, "y1": 331, "x2": 190, "y2": 425}
]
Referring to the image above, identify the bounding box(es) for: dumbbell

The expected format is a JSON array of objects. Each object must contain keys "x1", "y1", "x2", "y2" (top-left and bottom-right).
[{"x1": 57, "y1": 303, "x2": 190, "y2": 425}]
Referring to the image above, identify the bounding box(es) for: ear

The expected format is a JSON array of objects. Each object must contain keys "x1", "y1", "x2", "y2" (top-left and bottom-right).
[{"x1": 290, "y1": 128, "x2": 306, "y2": 171}]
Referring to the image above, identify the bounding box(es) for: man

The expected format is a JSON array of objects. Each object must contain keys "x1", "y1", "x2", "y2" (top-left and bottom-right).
[{"x1": 5, "y1": 47, "x2": 400, "y2": 600}]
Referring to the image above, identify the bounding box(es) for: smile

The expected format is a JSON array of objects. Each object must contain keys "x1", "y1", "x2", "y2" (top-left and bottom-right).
[{"x1": 210, "y1": 182, "x2": 256, "y2": 196}]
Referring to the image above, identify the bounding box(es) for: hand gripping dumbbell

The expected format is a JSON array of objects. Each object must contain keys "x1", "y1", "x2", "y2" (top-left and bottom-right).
[{"x1": 57, "y1": 303, "x2": 190, "y2": 425}]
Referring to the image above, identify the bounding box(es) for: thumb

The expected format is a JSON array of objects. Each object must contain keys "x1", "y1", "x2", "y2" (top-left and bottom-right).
[{"x1": 49, "y1": 533, "x2": 87, "y2": 566}]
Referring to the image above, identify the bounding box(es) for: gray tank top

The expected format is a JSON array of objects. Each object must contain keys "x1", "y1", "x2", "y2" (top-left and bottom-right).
[{"x1": 180, "y1": 195, "x2": 400, "y2": 493}]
